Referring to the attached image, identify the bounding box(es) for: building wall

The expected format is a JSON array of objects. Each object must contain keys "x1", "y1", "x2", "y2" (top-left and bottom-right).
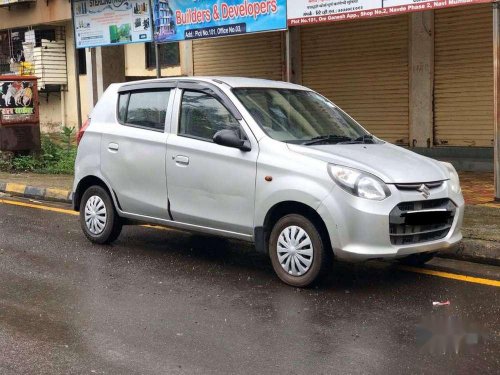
[
  {"x1": 125, "y1": 43, "x2": 182, "y2": 77},
  {"x1": 37, "y1": 21, "x2": 82, "y2": 132},
  {"x1": 0, "y1": 0, "x2": 70, "y2": 30}
]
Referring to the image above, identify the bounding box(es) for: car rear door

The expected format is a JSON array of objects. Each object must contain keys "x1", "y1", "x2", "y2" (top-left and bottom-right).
[
  {"x1": 100, "y1": 82, "x2": 175, "y2": 219},
  {"x1": 166, "y1": 82, "x2": 258, "y2": 235}
]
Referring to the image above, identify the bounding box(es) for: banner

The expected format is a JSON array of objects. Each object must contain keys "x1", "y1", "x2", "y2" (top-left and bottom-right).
[
  {"x1": 0, "y1": 80, "x2": 36, "y2": 124},
  {"x1": 287, "y1": 0, "x2": 493, "y2": 26},
  {"x1": 153, "y1": 0, "x2": 287, "y2": 43},
  {"x1": 72, "y1": 0, "x2": 153, "y2": 49}
]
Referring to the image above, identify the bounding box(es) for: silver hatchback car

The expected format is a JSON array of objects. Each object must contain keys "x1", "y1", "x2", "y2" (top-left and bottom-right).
[{"x1": 73, "y1": 77, "x2": 464, "y2": 287}]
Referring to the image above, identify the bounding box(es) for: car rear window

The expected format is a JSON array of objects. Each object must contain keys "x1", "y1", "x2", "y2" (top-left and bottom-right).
[{"x1": 117, "y1": 89, "x2": 171, "y2": 131}]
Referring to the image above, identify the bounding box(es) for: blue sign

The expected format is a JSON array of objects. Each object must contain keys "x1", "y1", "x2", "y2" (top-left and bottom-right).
[{"x1": 153, "y1": 0, "x2": 287, "y2": 43}]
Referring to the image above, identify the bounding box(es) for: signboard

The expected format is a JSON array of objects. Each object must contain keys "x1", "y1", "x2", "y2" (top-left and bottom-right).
[
  {"x1": 0, "y1": 79, "x2": 37, "y2": 125},
  {"x1": 72, "y1": 0, "x2": 153, "y2": 49},
  {"x1": 288, "y1": 0, "x2": 493, "y2": 26},
  {"x1": 0, "y1": 76, "x2": 40, "y2": 151},
  {"x1": 153, "y1": 0, "x2": 287, "y2": 43}
]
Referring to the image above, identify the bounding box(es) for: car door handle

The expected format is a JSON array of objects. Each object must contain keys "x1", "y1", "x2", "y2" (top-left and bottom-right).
[
  {"x1": 108, "y1": 143, "x2": 119, "y2": 152},
  {"x1": 174, "y1": 155, "x2": 189, "y2": 166}
]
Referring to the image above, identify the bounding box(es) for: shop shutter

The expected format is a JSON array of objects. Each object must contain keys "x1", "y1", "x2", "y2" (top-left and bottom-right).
[
  {"x1": 193, "y1": 33, "x2": 283, "y2": 80},
  {"x1": 301, "y1": 16, "x2": 409, "y2": 145},
  {"x1": 434, "y1": 4, "x2": 493, "y2": 147}
]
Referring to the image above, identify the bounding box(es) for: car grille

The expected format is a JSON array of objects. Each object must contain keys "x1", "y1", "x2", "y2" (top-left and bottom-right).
[
  {"x1": 394, "y1": 181, "x2": 444, "y2": 191},
  {"x1": 389, "y1": 199, "x2": 456, "y2": 245}
]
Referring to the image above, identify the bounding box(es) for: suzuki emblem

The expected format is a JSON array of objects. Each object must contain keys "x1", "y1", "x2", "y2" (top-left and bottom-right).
[{"x1": 418, "y1": 184, "x2": 431, "y2": 199}]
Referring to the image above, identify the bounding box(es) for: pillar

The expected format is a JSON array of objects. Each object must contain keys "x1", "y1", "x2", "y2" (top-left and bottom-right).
[
  {"x1": 86, "y1": 46, "x2": 126, "y2": 110},
  {"x1": 409, "y1": 11, "x2": 434, "y2": 148},
  {"x1": 285, "y1": 27, "x2": 302, "y2": 84},
  {"x1": 180, "y1": 40, "x2": 194, "y2": 76}
]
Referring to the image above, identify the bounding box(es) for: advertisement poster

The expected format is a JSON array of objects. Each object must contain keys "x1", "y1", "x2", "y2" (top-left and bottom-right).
[
  {"x1": 72, "y1": 0, "x2": 153, "y2": 49},
  {"x1": 153, "y1": 0, "x2": 287, "y2": 43},
  {"x1": 0, "y1": 80, "x2": 36, "y2": 124},
  {"x1": 287, "y1": 0, "x2": 492, "y2": 25}
]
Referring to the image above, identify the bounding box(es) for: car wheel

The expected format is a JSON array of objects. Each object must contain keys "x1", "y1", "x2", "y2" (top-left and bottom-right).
[
  {"x1": 398, "y1": 252, "x2": 436, "y2": 266},
  {"x1": 80, "y1": 185, "x2": 122, "y2": 244},
  {"x1": 269, "y1": 214, "x2": 331, "y2": 287}
]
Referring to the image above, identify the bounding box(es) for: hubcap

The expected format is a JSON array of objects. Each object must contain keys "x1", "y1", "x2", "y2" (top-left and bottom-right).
[
  {"x1": 277, "y1": 225, "x2": 313, "y2": 276},
  {"x1": 84, "y1": 195, "x2": 107, "y2": 235}
]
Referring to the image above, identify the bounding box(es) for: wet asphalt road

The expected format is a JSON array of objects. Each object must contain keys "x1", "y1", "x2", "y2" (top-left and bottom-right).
[{"x1": 0, "y1": 199, "x2": 499, "y2": 375}]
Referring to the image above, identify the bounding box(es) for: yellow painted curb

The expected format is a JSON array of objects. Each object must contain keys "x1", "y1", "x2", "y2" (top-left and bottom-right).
[
  {"x1": 5, "y1": 183, "x2": 26, "y2": 194},
  {"x1": 45, "y1": 188, "x2": 70, "y2": 200}
]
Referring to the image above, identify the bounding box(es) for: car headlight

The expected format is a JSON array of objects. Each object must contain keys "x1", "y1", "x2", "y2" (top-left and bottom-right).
[
  {"x1": 328, "y1": 164, "x2": 390, "y2": 201},
  {"x1": 441, "y1": 162, "x2": 461, "y2": 194}
]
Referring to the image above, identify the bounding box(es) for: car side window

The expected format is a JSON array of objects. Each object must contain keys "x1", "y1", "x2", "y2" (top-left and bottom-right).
[
  {"x1": 117, "y1": 89, "x2": 171, "y2": 131},
  {"x1": 179, "y1": 90, "x2": 241, "y2": 141}
]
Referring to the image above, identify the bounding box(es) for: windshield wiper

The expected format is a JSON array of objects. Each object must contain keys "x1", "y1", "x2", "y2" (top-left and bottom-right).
[
  {"x1": 337, "y1": 135, "x2": 376, "y2": 144},
  {"x1": 303, "y1": 135, "x2": 353, "y2": 146}
]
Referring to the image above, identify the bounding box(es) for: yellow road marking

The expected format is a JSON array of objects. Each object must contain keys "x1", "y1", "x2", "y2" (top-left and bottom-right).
[
  {"x1": 1, "y1": 197, "x2": 499, "y2": 287},
  {"x1": 398, "y1": 265, "x2": 500, "y2": 288},
  {"x1": 0, "y1": 198, "x2": 78, "y2": 216},
  {"x1": 0, "y1": 198, "x2": 175, "y2": 231}
]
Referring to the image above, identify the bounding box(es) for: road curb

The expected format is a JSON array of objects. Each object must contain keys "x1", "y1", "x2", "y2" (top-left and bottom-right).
[
  {"x1": 437, "y1": 238, "x2": 500, "y2": 267},
  {"x1": 0, "y1": 181, "x2": 72, "y2": 204}
]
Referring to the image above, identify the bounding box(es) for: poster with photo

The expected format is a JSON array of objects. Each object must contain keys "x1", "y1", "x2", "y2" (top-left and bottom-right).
[
  {"x1": 73, "y1": 0, "x2": 153, "y2": 49},
  {"x1": 0, "y1": 80, "x2": 37, "y2": 125},
  {"x1": 153, "y1": 0, "x2": 287, "y2": 43}
]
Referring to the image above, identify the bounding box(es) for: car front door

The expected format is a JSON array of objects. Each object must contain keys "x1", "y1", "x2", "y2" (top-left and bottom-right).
[
  {"x1": 166, "y1": 85, "x2": 258, "y2": 235},
  {"x1": 100, "y1": 83, "x2": 175, "y2": 219}
]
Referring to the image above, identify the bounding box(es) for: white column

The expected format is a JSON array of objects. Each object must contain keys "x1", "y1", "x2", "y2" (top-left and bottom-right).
[
  {"x1": 86, "y1": 48, "x2": 98, "y2": 108},
  {"x1": 180, "y1": 40, "x2": 194, "y2": 76}
]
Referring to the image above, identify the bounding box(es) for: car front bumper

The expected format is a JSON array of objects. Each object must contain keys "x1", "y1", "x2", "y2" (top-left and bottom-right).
[{"x1": 317, "y1": 181, "x2": 465, "y2": 261}]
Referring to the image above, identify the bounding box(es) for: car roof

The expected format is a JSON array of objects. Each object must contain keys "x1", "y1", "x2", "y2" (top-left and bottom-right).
[{"x1": 117, "y1": 76, "x2": 310, "y2": 91}]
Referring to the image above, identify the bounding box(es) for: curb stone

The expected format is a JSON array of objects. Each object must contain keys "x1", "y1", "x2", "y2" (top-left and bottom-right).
[
  {"x1": 438, "y1": 238, "x2": 500, "y2": 267},
  {"x1": 0, "y1": 182, "x2": 72, "y2": 204}
]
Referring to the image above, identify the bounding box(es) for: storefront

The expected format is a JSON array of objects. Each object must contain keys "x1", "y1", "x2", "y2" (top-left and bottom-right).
[
  {"x1": 191, "y1": 2, "x2": 495, "y2": 151},
  {"x1": 193, "y1": 32, "x2": 285, "y2": 80},
  {"x1": 434, "y1": 4, "x2": 493, "y2": 147},
  {"x1": 300, "y1": 15, "x2": 410, "y2": 145}
]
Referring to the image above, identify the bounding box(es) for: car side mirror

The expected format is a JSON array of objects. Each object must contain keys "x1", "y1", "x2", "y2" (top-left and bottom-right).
[{"x1": 213, "y1": 129, "x2": 251, "y2": 152}]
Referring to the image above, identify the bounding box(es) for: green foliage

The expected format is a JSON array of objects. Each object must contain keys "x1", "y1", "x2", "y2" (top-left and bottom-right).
[
  {"x1": 0, "y1": 127, "x2": 77, "y2": 175},
  {"x1": 61, "y1": 126, "x2": 75, "y2": 151}
]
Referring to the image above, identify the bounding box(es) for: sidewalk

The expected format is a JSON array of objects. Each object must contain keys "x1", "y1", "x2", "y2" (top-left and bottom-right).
[{"x1": 0, "y1": 171, "x2": 498, "y2": 265}]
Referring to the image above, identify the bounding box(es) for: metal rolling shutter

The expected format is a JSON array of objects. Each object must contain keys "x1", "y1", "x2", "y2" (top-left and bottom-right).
[
  {"x1": 193, "y1": 33, "x2": 283, "y2": 80},
  {"x1": 301, "y1": 16, "x2": 409, "y2": 145},
  {"x1": 434, "y1": 4, "x2": 493, "y2": 147}
]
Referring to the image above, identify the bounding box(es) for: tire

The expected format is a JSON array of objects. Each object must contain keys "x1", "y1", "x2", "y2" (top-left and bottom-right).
[
  {"x1": 80, "y1": 185, "x2": 122, "y2": 244},
  {"x1": 398, "y1": 252, "x2": 436, "y2": 266},
  {"x1": 269, "y1": 214, "x2": 332, "y2": 287}
]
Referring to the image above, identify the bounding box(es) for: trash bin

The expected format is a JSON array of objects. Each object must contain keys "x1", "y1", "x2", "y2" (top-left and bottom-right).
[{"x1": 0, "y1": 75, "x2": 40, "y2": 152}]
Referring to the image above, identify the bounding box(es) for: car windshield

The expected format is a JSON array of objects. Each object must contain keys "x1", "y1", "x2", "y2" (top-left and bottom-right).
[{"x1": 232, "y1": 88, "x2": 371, "y2": 145}]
